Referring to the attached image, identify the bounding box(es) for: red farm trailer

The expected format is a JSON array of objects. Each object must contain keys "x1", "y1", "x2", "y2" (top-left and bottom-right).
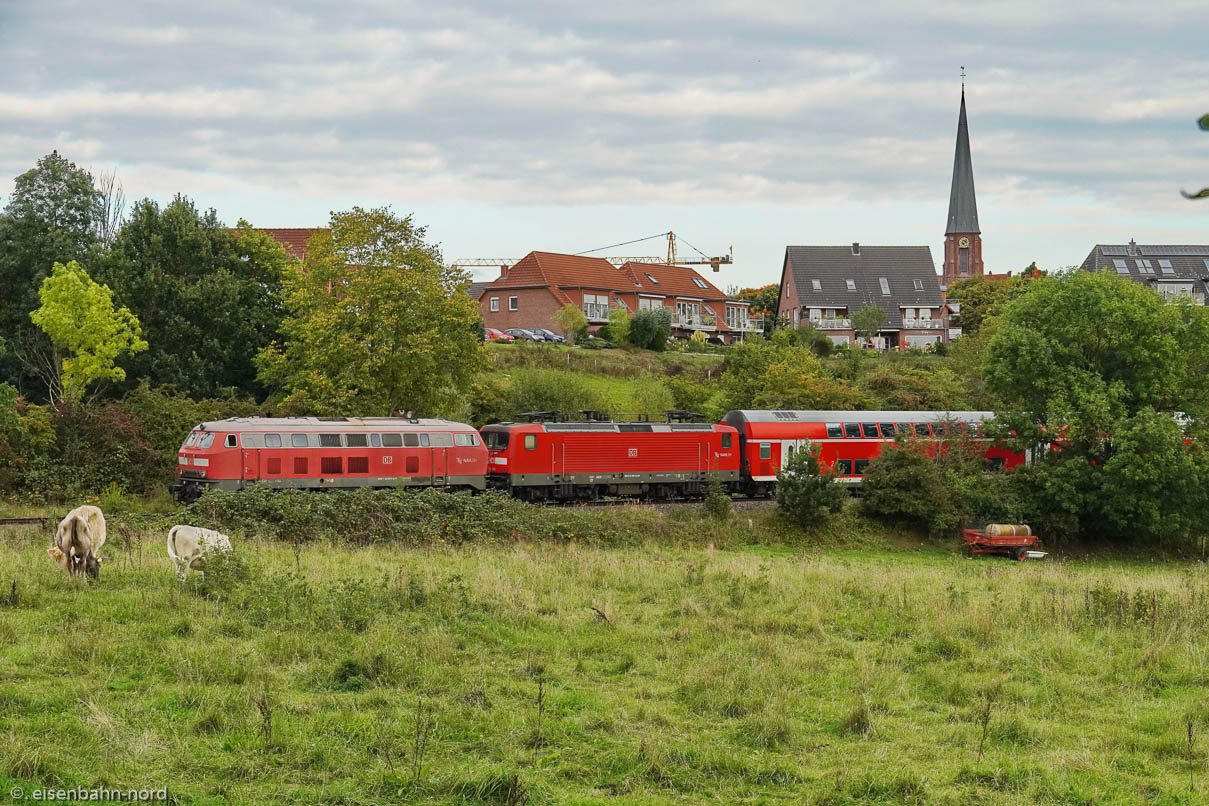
[{"x1": 962, "y1": 524, "x2": 1046, "y2": 561}]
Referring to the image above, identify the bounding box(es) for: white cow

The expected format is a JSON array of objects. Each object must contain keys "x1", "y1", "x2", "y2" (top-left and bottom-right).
[
  {"x1": 50, "y1": 505, "x2": 107, "y2": 579},
  {"x1": 166, "y1": 525, "x2": 232, "y2": 579}
]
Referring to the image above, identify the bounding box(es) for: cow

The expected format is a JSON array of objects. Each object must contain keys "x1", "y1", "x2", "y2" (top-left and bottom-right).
[
  {"x1": 50, "y1": 505, "x2": 107, "y2": 579},
  {"x1": 166, "y1": 525, "x2": 232, "y2": 580}
]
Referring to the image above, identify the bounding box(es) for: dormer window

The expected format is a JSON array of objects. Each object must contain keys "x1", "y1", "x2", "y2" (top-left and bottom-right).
[
  {"x1": 846, "y1": 279, "x2": 856, "y2": 291},
  {"x1": 645, "y1": 273, "x2": 659, "y2": 285}
]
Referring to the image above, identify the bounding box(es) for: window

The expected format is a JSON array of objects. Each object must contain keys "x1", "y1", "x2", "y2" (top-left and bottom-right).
[
  {"x1": 583, "y1": 293, "x2": 609, "y2": 320},
  {"x1": 692, "y1": 277, "x2": 708, "y2": 289},
  {"x1": 913, "y1": 279, "x2": 924, "y2": 291},
  {"x1": 490, "y1": 297, "x2": 500, "y2": 311},
  {"x1": 319, "y1": 434, "x2": 341, "y2": 447},
  {"x1": 811, "y1": 279, "x2": 821, "y2": 291},
  {"x1": 809, "y1": 308, "x2": 822, "y2": 321},
  {"x1": 321, "y1": 457, "x2": 342, "y2": 474},
  {"x1": 185, "y1": 432, "x2": 198, "y2": 447},
  {"x1": 896, "y1": 423, "x2": 911, "y2": 434},
  {"x1": 265, "y1": 434, "x2": 282, "y2": 448},
  {"x1": 420, "y1": 434, "x2": 430, "y2": 447},
  {"x1": 825, "y1": 423, "x2": 843, "y2": 438},
  {"x1": 880, "y1": 423, "x2": 896, "y2": 437},
  {"x1": 843, "y1": 423, "x2": 861, "y2": 438},
  {"x1": 524, "y1": 434, "x2": 537, "y2": 450},
  {"x1": 759, "y1": 443, "x2": 771, "y2": 460},
  {"x1": 370, "y1": 433, "x2": 381, "y2": 448},
  {"x1": 986, "y1": 456, "x2": 1005, "y2": 472},
  {"x1": 919, "y1": 308, "x2": 931, "y2": 320},
  {"x1": 484, "y1": 431, "x2": 510, "y2": 450},
  {"x1": 1113, "y1": 259, "x2": 1129, "y2": 274},
  {"x1": 294, "y1": 457, "x2": 308, "y2": 474},
  {"x1": 914, "y1": 423, "x2": 931, "y2": 437},
  {"x1": 404, "y1": 433, "x2": 420, "y2": 447},
  {"x1": 291, "y1": 433, "x2": 308, "y2": 448},
  {"x1": 960, "y1": 250, "x2": 969, "y2": 275},
  {"x1": 382, "y1": 433, "x2": 403, "y2": 447},
  {"x1": 508, "y1": 296, "x2": 518, "y2": 310},
  {"x1": 721, "y1": 434, "x2": 732, "y2": 449},
  {"x1": 879, "y1": 278, "x2": 890, "y2": 296},
  {"x1": 199, "y1": 433, "x2": 214, "y2": 448},
  {"x1": 348, "y1": 457, "x2": 369, "y2": 473},
  {"x1": 904, "y1": 307, "x2": 915, "y2": 320},
  {"x1": 345, "y1": 434, "x2": 368, "y2": 448},
  {"x1": 1160, "y1": 259, "x2": 1175, "y2": 275},
  {"x1": 846, "y1": 279, "x2": 856, "y2": 291},
  {"x1": 1204, "y1": 259, "x2": 1209, "y2": 272},
  {"x1": 406, "y1": 456, "x2": 420, "y2": 473},
  {"x1": 1137, "y1": 259, "x2": 1154, "y2": 274},
  {"x1": 835, "y1": 459, "x2": 853, "y2": 475},
  {"x1": 267, "y1": 458, "x2": 281, "y2": 475},
  {"x1": 854, "y1": 459, "x2": 870, "y2": 475},
  {"x1": 645, "y1": 273, "x2": 660, "y2": 285},
  {"x1": 225, "y1": 434, "x2": 238, "y2": 448},
  {"x1": 454, "y1": 433, "x2": 479, "y2": 446},
  {"x1": 861, "y1": 423, "x2": 879, "y2": 438}
]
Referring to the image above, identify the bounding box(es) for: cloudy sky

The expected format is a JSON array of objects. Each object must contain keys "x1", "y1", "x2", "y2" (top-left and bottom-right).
[{"x1": 2, "y1": 1, "x2": 1208, "y2": 288}]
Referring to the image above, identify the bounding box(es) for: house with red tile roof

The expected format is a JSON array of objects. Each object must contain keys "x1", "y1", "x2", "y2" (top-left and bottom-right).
[
  {"x1": 249, "y1": 228, "x2": 326, "y2": 262},
  {"x1": 476, "y1": 251, "x2": 760, "y2": 343}
]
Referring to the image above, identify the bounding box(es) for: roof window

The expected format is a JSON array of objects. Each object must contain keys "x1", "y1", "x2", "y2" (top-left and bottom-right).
[
  {"x1": 692, "y1": 277, "x2": 708, "y2": 290},
  {"x1": 645, "y1": 273, "x2": 659, "y2": 285},
  {"x1": 1159, "y1": 259, "x2": 1175, "y2": 275},
  {"x1": 1136, "y1": 259, "x2": 1154, "y2": 275},
  {"x1": 811, "y1": 279, "x2": 821, "y2": 291},
  {"x1": 879, "y1": 278, "x2": 890, "y2": 296},
  {"x1": 1112, "y1": 259, "x2": 1129, "y2": 274},
  {"x1": 846, "y1": 279, "x2": 856, "y2": 291},
  {"x1": 913, "y1": 279, "x2": 924, "y2": 291}
]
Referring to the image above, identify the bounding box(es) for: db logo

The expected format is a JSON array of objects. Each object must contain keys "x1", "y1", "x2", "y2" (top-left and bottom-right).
[
  {"x1": 382, "y1": 456, "x2": 393, "y2": 464},
  {"x1": 628, "y1": 448, "x2": 637, "y2": 458}
]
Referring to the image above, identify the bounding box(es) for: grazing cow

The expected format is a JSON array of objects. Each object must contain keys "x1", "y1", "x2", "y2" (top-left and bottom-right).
[
  {"x1": 166, "y1": 525, "x2": 232, "y2": 579},
  {"x1": 51, "y1": 505, "x2": 107, "y2": 579}
]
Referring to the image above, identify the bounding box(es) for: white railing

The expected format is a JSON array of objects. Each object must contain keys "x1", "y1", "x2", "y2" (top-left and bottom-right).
[
  {"x1": 902, "y1": 318, "x2": 945, "y2": 329},
  {"x1": 810, "y1": 317, "x2": 851, "y2": 330},
  {"x1": 736, "y1": 316, "x2": 764, "y2": 332},
  {"x1": 583, "y1": 304, "x2": 609, "y2": 322},
  {"x1": 671, "y1": 313, "x2": 717, "y2": 331}
]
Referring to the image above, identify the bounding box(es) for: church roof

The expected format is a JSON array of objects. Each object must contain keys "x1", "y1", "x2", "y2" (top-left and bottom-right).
[{"x1": 945, "y1": 90, "x2": 980, "y2": 235}]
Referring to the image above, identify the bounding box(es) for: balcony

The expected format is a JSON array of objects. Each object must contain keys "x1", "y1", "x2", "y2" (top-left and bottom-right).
[
  {"x1": 901, "y1": 318, "x2": 945, "y2": 330},
  {"x1": 732, "y1": 315, "x2": 764, "y2": 332},
  {"x1": 583, "y1": 303, "x2": 610, "y2": 322},
  {"x1": 809, "y1": 317, "x2": 851, "y2": 330},
  {"x1": 671, "y1": 313, "x2": 717, "y2": 331}
]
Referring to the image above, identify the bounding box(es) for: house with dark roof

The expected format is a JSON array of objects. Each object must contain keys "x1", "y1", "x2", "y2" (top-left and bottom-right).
[
  {"x1": 776, "y1": 243, "x2": 951, "y2": 348},
  {"x1": 475, "y1": 251, "x2": 760, "y2": 342},
  {"x1": 1079, "y1": 241, "x2": 1209, "y2": 304}
]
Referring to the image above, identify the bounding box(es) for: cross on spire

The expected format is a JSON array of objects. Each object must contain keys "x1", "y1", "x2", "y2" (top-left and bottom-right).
[{"x1": 960, "y1": 65, "x2": 966, "y2": 91}]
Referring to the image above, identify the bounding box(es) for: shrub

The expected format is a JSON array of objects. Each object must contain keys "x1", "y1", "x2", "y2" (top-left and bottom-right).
[
  {"x1": 704, "y1": 477, "x2": 732, "y2": 521},
  {"x1": 630, "y1": 308, "x2": 671, "y2": 351},
  {"x1": 507, "y1": 367, "x2": 611, "y2": 419},
  {"x1": 607, "y1": 308, "x2": 631, "y2": 347},
  {"x1": 775, "y1": 445, "x2": 846, "y2": 526},
  {"x1": 859, "y1": 439, "x2": 957, "y2": 537}
]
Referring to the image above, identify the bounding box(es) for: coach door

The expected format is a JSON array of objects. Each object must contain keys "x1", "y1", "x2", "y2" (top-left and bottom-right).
[{"x1": 241, "y1": 449, "x2": 259, "y2": 483}]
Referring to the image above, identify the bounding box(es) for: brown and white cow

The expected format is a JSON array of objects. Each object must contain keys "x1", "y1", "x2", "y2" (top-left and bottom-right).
[
  {"x1": 50, "y1": 505, "x2": 107, "y2": 579},
  {"x1": 166, "y1": 525, "x2": 232, "y2": 579}
]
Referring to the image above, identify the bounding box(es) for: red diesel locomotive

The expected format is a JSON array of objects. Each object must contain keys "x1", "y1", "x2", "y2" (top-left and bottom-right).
[
  {"x1": 171, "y1": 416, "x2": 487, "y2": 502},
  {"x1": 479, "y1": 419, "x2": 740, "y2": 501},
  {"x1": 721, "y1": 409, "x2": 1025, "y2": 496}
]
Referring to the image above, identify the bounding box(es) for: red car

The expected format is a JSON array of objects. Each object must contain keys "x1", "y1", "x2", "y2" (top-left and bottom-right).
[
  {"x1": 484, "y1": 328, "x2": 515, "y2": 342},
  {"x1": 480, "y1": 418, "x2": 740, "y2": 502}
]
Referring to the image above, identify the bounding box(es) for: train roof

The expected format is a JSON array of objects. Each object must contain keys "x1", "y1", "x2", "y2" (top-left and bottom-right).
[
  {"x1": 722, "y1": 410, "x2": 997, "y2": 424},
  {"x1": 482, "y1": 421, "x2": 724, "y2": 433},
  {"x1": 193, "y1": 416, "x2": 475, "y2": 431}
]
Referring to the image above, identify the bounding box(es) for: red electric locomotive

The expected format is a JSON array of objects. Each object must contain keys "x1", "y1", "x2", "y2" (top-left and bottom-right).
[
  {"x1": 721, "y1": 409, "x2": 1025, "y2": 496},
  {"x1": 480, "y1": 417, "x2": 741, "y2": 502},
  {"x1": 171, "y1": 416, "x2": 487, "y2": 502}
]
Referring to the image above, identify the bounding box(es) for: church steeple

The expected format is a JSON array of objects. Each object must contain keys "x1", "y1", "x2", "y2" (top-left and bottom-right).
[{"x1": 942, "y1": 77, "x2": 983, "y2": 287}]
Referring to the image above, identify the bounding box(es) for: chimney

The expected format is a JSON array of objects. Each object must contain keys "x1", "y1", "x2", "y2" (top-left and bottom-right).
[
  {"x1": 499, "y1": 263, "x2": 509, "y2": 278},
  {"x1": 851, "y1": 242, "x2": 861, "y2": 256},
  {"x1": 1128, "y1": 238, "x2": 1137, "y2": 256}
]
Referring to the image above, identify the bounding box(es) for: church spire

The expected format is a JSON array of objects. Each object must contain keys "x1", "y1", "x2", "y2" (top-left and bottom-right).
[{"x1": 945, "y1": 87, "x2": 980, "y2": 235}]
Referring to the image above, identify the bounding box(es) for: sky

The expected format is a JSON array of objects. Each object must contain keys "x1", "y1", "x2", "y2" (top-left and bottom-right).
[{"x1": 2, "y1": 1, "x2": 1208, "y2": 289}]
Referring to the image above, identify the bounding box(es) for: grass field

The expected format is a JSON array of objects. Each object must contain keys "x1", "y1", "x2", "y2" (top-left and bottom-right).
[{"x1": 3, "y1": 518, "x2": 1209, "y2": 805}]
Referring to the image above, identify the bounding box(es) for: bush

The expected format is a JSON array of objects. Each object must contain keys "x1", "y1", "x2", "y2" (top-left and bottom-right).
[
  {"x1": 507, "y1": 367, "x2": 611, "y2": 419},
  {"x1": 630, "y1": 309, "x2": 671, "y2": 351},
  {"x1": 776, "y1": 445, "x2": 846, "y2": 526},
  {"x1": 704, "y1": 477, "x2": 732, "y2": 521},
  {"x1": 859, "y1": 439, "x2": 957, "y2": 537}
]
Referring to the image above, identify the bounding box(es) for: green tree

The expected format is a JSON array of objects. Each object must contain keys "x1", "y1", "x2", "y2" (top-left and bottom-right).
[
  {"x1": 776, "y1": 444, "x2": 846, "y2": 526},
  {"x1": 29, "y1": 261, "x2": 147, "y2": 404},
  {"x1": 553, "y1": 304, "x2": 588, "y2": 344},
  {"x1": 607, "y1": 307, "x2": 631, "y2": 347},
  {"x1": 93, "y1": 197, "x2": 290, "y2": 398},
  {"x1": 860, "y1": 365, "x2": 970, "y2": 410},
  {"x1": 753, "y1": 347, "x2": 867, "y2": 410},
  {"x1": 851, "y1": 305, "x2": 886, "y2": 343},
  {"x1": 629, "y1": 308, "x2": 671, "y2": 351},
  {"x1": 947, "y1": 275, "x2": 1019, "y2": 335},
  {"x1": 256, "y1": 207, "x2": 484, "y2": 417},
  {"x1": 717, "y1": 338, "x2": 777, "y2": 411},
  {"x1": 860, "y1": 439, "x2": 957, "y2": 537}
]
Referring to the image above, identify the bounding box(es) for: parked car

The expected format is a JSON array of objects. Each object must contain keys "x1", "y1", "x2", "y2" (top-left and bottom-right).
[
  {"x1": 505, "y1": 328, "x2": 544, "y2": 342},
  {"x1": 533, "y1": 328, "x2": 566, "y2": 343},
  {"x1": 484, "y1": 328, "x2": 515, "y2": 342}
]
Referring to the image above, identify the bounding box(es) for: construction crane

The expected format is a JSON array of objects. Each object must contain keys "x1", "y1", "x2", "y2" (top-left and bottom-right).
[{"x1": 450, "y1": 231, "x2": 734, "y2": 274}]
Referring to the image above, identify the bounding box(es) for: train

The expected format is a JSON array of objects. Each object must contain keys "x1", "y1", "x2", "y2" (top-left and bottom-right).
[{"x1": 170, "y1": 409, "x2": 1025, "y2": 503}]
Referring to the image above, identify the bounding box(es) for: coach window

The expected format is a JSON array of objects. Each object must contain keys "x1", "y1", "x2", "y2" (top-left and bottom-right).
[
  {"x1": 420, "y1": 434, "x2": 430, "y2": 447},
  {"x1": 879, "y1": 423, "x2": 896, "y2": 437},
  {"x1": 861, "y1": 423, "x2": 879, "y2": 438},
  {"x1": 291, "y1": 433, "x2": 308, "y2": 448},
  {"x1": 346, "y1": 433, "x2": 368, "y2": 448},
  {"x1": 382, "y1": 433, "x2": 403, "y2": 447},
  {"x1": 404, "y1": 433, "x2": 420, "y2": 447},
  {"x1": 986, "y1": 456, "x2": 1005, "y2": 472},
  {"x1": 265, "y1": 434, "x2": 282, "y2": 448},
  {"x1": 843, "y1": 423, "x2": 861, "y2": 439},
  {"x1": 370, "y1": 433, "x2": 381, "y2": 448},
  {"x1": 854, "y1": 459, "x2": 870, "y2": 475},
  {"x1": 896, "y1": 422, "x2": 911, "y2": 435},
  {"x1": 198, "y1": 433, "x2": 214, "y2": 448},
  {"x1": 224, "y1": 434, "x2": 238, "y2": 448},
  {"x1": 825, "y1": 423, "x2": 842, "y2": 438},
  {"x1": 759, "y1": 442, "x2": 771, "y2": 460},
  {"x1": 524, "y1": 434, "x2": 537, "y2": 450},
  {"x1": 835, "y1": 459, "x2": 853, "y2": 475},
  {"x1": 914, "y1": 423, "x2": 931, "y2": 437},
  {"x1": 319, "y1": 433, "x2": 342, "y2": 448},
  {"x1": 721, "y1": 433, "x2": 732, "y2": 449}
]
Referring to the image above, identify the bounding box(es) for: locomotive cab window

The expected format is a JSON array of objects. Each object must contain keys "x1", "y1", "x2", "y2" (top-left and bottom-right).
[
  {"x1": 484, "y1": 431, "x2": 510, "y2": 450},
  {"x1": 721, "y1": 433, "x2": 732, "y2": 449},
  {"x1": 420, "y1": 434, "x2": 430, "y2": 447},
  {"x1": 319, "y1": 433, "x2": 341, "y2": 448},
  {"x1": 199, "y1": 433, "x2": 214, "y2": 448},
  {"x1": 404, "y1": 433, "x2": 420, "y2": 447},
  {"x1": 291, "y1": 433, "x2": 308, "y2": 448},
  {"x1": 860, "y1": 423, "x2": 879, "y2": 438},
  {"x1": 843, "y1": 423, "x2": 860, "y2": 438},
  {"x1": 185, "y1": 432, "x2": 198, "y2": 447},
  {"x1": 224, "y1": 434, "x2": 238, "y2": 448},
  {"x1": 759, "y1": 442, "x2": 771, "y2": 460},
  {"x1": 914, "y1": 423, "x2": 931, "y2": 437},
  {"x1": 382, "y1": 433, "x2": 403, "y2": 448},
  {"x1": 454, "y1": 433, "x2": 478, "y2": 446},
  {"x1": 524, "y1": 434, "x2": 537, "y2": 450},
  {"x1": 826, "y1": 423, "x2": 842, "y2": 438},
  {"x1": 264, "y1": 434, "x2": 282, "y2": 448},
  {"x1": 345, "y1": 433, "x2": 368, "y2": 448}
]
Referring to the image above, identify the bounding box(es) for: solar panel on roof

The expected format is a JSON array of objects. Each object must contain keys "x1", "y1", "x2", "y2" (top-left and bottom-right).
[
  {"x1": 1141, "y1": 245, "x2": 1209, "y2": 256},
  {"x1": 1101, "y1": 246, "x2": 1129, "y2": 256}
]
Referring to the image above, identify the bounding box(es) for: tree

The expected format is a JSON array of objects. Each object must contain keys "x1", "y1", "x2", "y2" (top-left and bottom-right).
[
  {"x1": 93, "y1": 197, "x2": 289, "y2": 399},
  {"x1": 629, "y1": 308, "x2": 671, "y2": 351},
  {"x1": 256, "y1": 207, "x2": 484, "y2": 417},
  {"x1": 860, "y1": 439, "x2": 957, "y2": 537},
  {"x1": 860, "y1": 365, "x2": 970, "y2": 410},
  {"x1": 851, "y1": 305, "x2": 886, "y2": 343},
  {"x1": 947, "y1": 274, "x2": 1020, "y2": 335},
  {"x1": 553, "y1": 304, "x2": 588, "y2": 344},
  {"x1": 607, "y1": 307, "x2": 631, "y2": 346},
  {"x1": 736, "y1": 284, "x2": 780, "y2": 334},
  {"x1": 776, "y1": 444, "x2": 846, "y2": 526},
  {"x1": 752, "y1": 347, "x2": 867, "y2": 410},
  {"x1": 29, "y1": 261, "x2": 147, "y2": 404}
]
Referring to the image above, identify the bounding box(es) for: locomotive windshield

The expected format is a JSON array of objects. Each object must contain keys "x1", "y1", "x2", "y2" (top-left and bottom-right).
[{"x1": 482, "y1": 430, "x2": 510, "y2": 450}]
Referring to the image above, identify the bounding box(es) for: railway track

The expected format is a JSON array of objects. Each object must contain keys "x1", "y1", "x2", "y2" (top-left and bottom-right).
[{"x1": 0, "y1": 516, "x2": 51, "y2": 526}]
